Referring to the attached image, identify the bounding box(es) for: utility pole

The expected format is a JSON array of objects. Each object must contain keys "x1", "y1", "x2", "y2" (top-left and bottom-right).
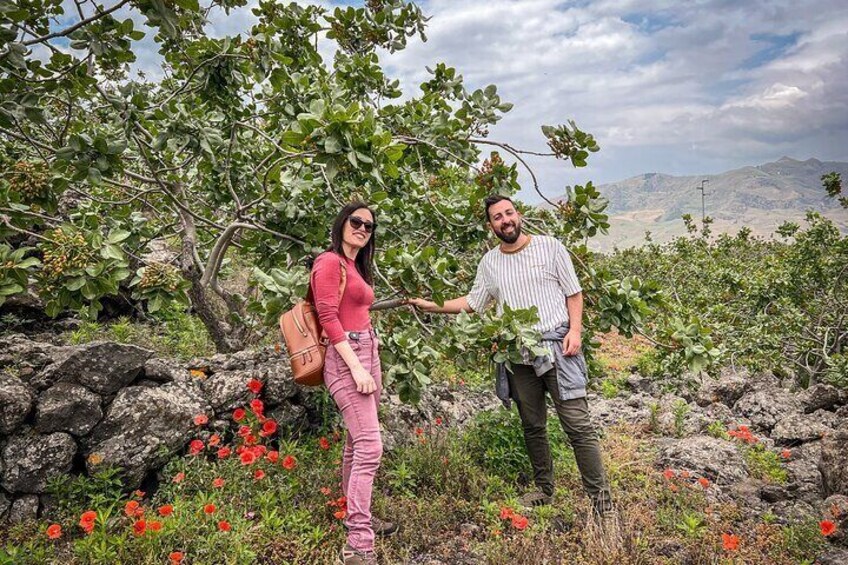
[{"x1": 696, "y1": 179, "x2": 709, "y2": 222}]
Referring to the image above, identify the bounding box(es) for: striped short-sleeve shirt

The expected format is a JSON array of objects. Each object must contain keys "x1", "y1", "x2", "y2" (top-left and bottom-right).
[{"x1": 466, "y1": 235, "x2": 581, "y2": 332}]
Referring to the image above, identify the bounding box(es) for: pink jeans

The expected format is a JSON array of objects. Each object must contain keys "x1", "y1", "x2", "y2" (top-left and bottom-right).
[{"x1": 324, "y1": 329, "x2": 382, "y2": 552}]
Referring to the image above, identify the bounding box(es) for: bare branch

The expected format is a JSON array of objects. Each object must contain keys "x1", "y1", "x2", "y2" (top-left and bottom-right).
[{"x1": 23, "y1": 0, "x2": 131, "y2": 46}]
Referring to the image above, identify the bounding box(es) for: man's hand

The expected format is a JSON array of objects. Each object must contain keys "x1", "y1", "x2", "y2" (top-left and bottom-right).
[
  {"x1": 562, "y1": 330, "x2": 582, "y2": 356},
  {"x1": 408, "y1": 298, "x2": 439, "y2": 312}
]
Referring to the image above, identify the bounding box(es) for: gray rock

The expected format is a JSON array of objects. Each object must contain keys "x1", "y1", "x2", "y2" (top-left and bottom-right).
[
  {"x1": 0, "y1": 490, "x2": 10, "y2": 519},
  {"x1": 733, "y1": 390, "x2": 801, "y2": 432},
  {"x1": 142, "y1": 358, "x2": 193, "y2": 384},
  {"x1": 85, "y1": 382, "x2": 209, "y2": 489},
  {"x1": 589, "y1": 395, "x2": 652, "y2": 429},
  {"x1": 657, "y1": 435, "x2": 748, "y2": 486},
  {"x1": 772, "y1": 410, "x2": 839, "y2": 444},
  {"x1": 34, "y1": 382, "x2": 102, "y2": 436},
  {"x1": 817, "y1": 549, "x2": 848, "y2": 565},
  {"x1": 769, "y1": 500, "x2": 817, "y2": 524},
  {"x1": 267, "y1": 403, "x2": 307, "y2": 430},
  {"x1": 820, "y1": 421, "x2": 848, "y2": 497},
  {"x1": 760, "y1": 484, "x2": 791, "y2": 503},
  {"x1": 263, "y1": 359, "x2": 298, "y2": 406},
  {"x1": 37, "y1": 341, "x2": 153, "y2": 394},
  {"x1": 1, "y1": 432, "x2": 76, "y2": 493},
  {"x1": 200, "y1": 370, "x2": 256, "y2": 412},
  {"x1": 8, "y1": 494, "x2": 39, "y2": 523},
  {"x1": 626, "y1": 374, "x2": 656, "y2": 395},
  {"x1": 798, "y1": 383, "x2": 846, "y2": 413},
  {"x1": 696, "y1": 368, "x2": 749, "y2": 407},
  {"x1": 821, "y1": 495, "x2": 848, "y2": 546},
  {"x1": 786, "y1": 455, "x2": 825, "y2": 505},
  {"x1": 0, "y1": 373, "x2": 34, "y2": 434},
  {"x1": 0, "y1": 334, "x2": 59, "y2": 373}
]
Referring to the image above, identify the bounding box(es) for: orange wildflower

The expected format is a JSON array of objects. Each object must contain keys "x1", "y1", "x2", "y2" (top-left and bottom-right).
[
  {"x1": 820, "y1": 520, "x2": 837, "y2": 536},
  {"x1": 722, "y1": 533, "x2": 740, "y2": 551}
]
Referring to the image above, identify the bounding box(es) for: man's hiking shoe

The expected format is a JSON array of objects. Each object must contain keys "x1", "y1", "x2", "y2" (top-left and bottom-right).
[
  {"x1": 339, "y1": 544, "x2": 376, "y2": 565},
  {"x1": 519, "y1": 491, "x2": 553, "y2": 508},
  {"x1": 591, "y1": 495, "x2": 618, "y2": 529},
  {"x1": 343, "y1": 516, "x2": 398, "y2": 537}
]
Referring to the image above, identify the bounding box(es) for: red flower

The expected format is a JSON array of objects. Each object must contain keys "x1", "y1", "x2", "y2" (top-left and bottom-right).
[
  {"x1": 124, "y1": 500, "x2": 142, "y2": 518},
  {"x1": 500, "y1": 506, "x2": 514, "y2": 519},
  {"x1": 173, "y1": 472, "x2": 185, "y2": 484},
  {"x1": 820, "y1": 520, "x2": 837, "y2": 537},
  {"x1": 511, "y1": 514, "x2": 529, "y2": 530},
  {"x1": 282, "y1": 455, "x2": 297, "y2": 470},
  {"x1": 189, "y1": 439, "x2": 204, "y2": 455},
  {"x1": 79, "y1": 510, "x2": 96, "y2": 534},
  {"x1": 238, "y1": 425, "x2": 251, "y2": 438},
  {"x1": 134, "y1": 489, "x2": 146, "y2": 498},
  {"x1": 46, "y1": 524, "x2": 62, "y2": 539},
  {"x1": 318, "y1": 436, "x2": 331, "y2": 450},
  {"x1": 679, "y1": 470, "x2": 690, "y2": 479},
  {"x1": 169, "y1": 551, "x2": 184, "y2": 564},
  {"x1": 250, "y1": 399, "x2": 264, "y2": 417},
  {"x1": 698, "y1": 477, "x2": 710, "y2": 489},
  {"x1": 203, "y1": 504, "x2": 216, "y2": 515},
  {"x1": 435, "y1": 417, "x2": 443, "y2": 426},
  {"x1": 213, "y1": 477, "x2": 225, "y2": 488},
  {"x1": 259, "y1": 419, "x2": 277, "y2": 437},
  {"x1": 266, "y1": 450, "x2": 280, "y2": 463},
  {"x1": 193, "y1": 414, "x2": 208, "y2": 426},
  {"x1": 254, "y1": 469, "x2": 266, "y2": 481},
  {"x1": 240, "y1": 450, "x2": 257, "y2": 466},
  {"x1": 148, "y1": 520, "x2": 162, "y2": 532},
  {"x1": 233, "y1": 408, "x2": 246, "y2": 422},
  {"x1": 320, "y1": 487, "x2": 332, "y2": 496},
  {"x1": 722, "y1": 533, "x2": 740, "y2": 551},
  {"x1": 662, "y1": 469, "x2": 675, "y2": 480},
  {"x1": 334, "y1": 509, "x2": 346, "y2": 520},
  {"x1": 415, "y1": 427, "x2": 424, "y2": 436},
  {"x1": 781, "y1": 448, "x2": 792, "y2": 460},
  {"x1": 208, "y1": 434, "x2": 221, "y2": 447},
  {"x1": 247, "y1": 378, "x2": 263, "y2": 394},
  {"x1": 158, "y1": 505, "x2": 174, "y2": 517},
  {"x1": 218, "y1": 520, "x2": 232, "y2": 532},
  {"x1": 244, "y1": 434, "x2": 258, "y2": 445},
  {"x1": 217, "y1": 446, "x2": 231, "y2": 459},
  {"x1": 132, "y1": 519, "x2": 147, "y2": 537}
]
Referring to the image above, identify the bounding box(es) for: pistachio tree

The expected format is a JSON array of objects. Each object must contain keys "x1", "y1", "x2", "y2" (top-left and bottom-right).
[{"x1": 0, "y1": 0, "x2": 718, "y2": 401}]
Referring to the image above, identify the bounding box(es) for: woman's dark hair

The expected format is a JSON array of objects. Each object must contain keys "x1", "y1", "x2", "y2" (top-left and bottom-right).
[{"x1": 329, "y1": 201, "x2": 376, "y2": 286}]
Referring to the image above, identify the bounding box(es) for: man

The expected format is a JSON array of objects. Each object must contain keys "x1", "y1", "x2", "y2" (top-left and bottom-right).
[{"x1": 409, "y1": 195, "x2": 613, "y2": 518}]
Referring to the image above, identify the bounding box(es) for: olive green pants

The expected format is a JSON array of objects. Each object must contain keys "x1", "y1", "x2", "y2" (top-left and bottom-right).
[{"x1": 508, "y1": 364, "x2": 611, "y2": 505}]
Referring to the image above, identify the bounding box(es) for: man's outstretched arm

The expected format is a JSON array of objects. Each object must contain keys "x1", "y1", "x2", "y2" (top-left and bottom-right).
[{"x1": 408, "y1": 296, "x2": 473, "y2": 314}]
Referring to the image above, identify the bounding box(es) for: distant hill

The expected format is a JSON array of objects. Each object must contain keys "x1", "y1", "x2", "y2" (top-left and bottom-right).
[{"x1": 565, "y1": 157, "x2": 848, "y2": 251}]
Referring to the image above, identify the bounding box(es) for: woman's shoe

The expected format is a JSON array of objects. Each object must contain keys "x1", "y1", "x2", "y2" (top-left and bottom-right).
[
  {"x1": 371, "y1": 516, "x2": 398, "y2": 536},
  {"x1": 343, "y1": 516, "x2": 398, "y2": 537},
  {"x1": 339, "y1": 544, "x2": 376, "y2": 565}
]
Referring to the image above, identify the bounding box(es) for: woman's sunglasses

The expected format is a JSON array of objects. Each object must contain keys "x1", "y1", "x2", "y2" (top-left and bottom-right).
[{"x1": 348, "y1": 216, "x2": 376, "y2": 234}]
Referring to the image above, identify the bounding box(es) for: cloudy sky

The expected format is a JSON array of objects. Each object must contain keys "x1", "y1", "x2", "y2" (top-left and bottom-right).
[{"x1": 129, "y1": 0, "x2": 848, "y2": 203}]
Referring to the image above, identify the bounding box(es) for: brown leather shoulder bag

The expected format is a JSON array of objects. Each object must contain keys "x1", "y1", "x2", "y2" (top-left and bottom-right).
[{"x1": 279, "y1": 256, "x2": 346, "y2": 386}]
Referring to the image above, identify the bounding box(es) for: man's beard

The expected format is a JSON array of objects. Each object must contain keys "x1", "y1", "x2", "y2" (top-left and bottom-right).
[{"x1": 495, "y1": 221, "x2": 522, "y2": 244}]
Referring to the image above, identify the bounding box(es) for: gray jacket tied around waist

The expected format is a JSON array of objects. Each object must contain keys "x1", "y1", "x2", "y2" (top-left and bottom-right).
[{"x1": 494, "y1": 322, "x2": 588, "y2": 408}]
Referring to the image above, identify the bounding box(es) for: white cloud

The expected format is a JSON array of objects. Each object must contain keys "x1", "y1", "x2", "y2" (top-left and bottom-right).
[{"x1": 72, "y1": 0, "x2": 848, "y2": 202}]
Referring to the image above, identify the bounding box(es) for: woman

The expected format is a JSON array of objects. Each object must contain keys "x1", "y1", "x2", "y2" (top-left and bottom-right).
[{"x1": 311, "y1": 201, "x2": 395, "y2": 565}]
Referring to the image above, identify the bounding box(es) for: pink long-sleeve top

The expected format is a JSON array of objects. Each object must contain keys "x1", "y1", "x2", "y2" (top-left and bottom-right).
[{"x1": 310, "y1": 251, "x2": 374, "y2": 345}]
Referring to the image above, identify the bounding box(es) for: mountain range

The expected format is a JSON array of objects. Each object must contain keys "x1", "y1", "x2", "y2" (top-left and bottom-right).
[{"x1": 569, "y1": 157, "x2": 848, "y2": 251}]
